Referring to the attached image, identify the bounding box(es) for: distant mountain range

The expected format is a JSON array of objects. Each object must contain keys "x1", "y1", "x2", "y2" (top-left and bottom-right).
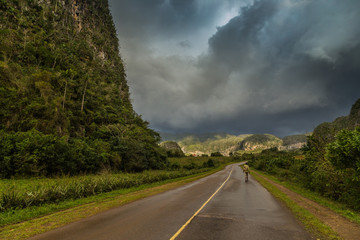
[
  {"x1": 161, "y1": 98, "x2": 360, "y2": 157},
  {"x1": 160, "y1": 132, "x2": 308, "y2": 156}
]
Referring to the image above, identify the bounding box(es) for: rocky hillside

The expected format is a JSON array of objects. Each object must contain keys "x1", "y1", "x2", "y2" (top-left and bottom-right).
[
  {"x1": 279, "y1": 134, "x2": 307, "y2": 150},
  {"x1": 178, "y1": 134, "x2": 251, "y2": 156},
  {"x1": 238, "y1": 134, "x2": 283, "y2": 152},
  {"x1": 161, "y1": 132, "x2": 307, "y2": 156},
  {"x1": 0, "y1": 0, "x2": 166, "y2": 177},
  {"x1": 159, "y1": 141, "x2": 185, "y2": 157}
]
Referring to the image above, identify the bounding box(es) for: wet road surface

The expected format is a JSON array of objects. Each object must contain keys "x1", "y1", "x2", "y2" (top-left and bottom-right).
[{"x1": 30, "y1": 164, "x2": 312, "y2": 240}]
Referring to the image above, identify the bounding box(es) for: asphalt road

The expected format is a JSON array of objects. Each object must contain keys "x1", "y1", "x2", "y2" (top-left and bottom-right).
[{"x1": 30, "y1": 164, "x2": 312, "y2": 240}]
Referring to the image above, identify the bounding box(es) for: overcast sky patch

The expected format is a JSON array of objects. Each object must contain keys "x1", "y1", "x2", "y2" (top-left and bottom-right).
[{"x1": 109, "y1": 0, "x2": 360, "y2": 137}]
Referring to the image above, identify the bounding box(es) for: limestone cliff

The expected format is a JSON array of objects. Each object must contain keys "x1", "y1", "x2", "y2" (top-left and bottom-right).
[{"x1": 0, "y1": 0, "x2": 166, "y2": 176}]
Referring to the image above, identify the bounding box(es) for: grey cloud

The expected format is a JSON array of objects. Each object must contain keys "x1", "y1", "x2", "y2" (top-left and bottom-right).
[
  {"x1": 178, "y1": 40, "x2": 191, "y2": 48},
  {"x1": 109, "y1": 0, "x2": 241, "y2": 40},
  {"x1": 110, "y1": 0, "x2": 360, "y2": 136},
  {"x1": 169, "y1": 0, "x2": 197, "y2": 17},
  {"x1": 199, "y1": 0, "x2": 360, "y2": 110}
]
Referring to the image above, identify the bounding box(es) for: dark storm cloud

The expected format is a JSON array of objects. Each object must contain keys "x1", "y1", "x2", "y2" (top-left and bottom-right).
[
  {"x1": 109, "y1": 0, "x2": 360, "y2": 136},
  {"x1": 169, "y1": 0, "x2": 196, "y2": 16},
  {"x1": 178, "y1": 40, "x2": 191, "y2": 48},
  {"x1": 109, "y1": 0, "x2": 239, "y2": 39},
  {"x1": 194, "y1": 0, "x2": 360, "y2": 135}
]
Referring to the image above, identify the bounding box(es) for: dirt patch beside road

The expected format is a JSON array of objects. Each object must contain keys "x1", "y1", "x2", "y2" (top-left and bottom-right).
[{"x1": 256, "y1": 174, "x2": 360, "y2": 240}]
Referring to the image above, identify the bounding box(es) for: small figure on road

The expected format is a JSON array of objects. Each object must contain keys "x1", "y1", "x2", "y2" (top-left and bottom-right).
[{"x1": 243, "y1": 163, "x2": 250, "y2": 182}]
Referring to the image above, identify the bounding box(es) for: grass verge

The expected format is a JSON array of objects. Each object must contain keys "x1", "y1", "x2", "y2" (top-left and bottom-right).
[
  {"x1": 250, "y1": 170, "x2": 340, "y2": 240},
  {"x1": 254, "y1": 170, "x2": 360, "y2": 225},
  {"x1": 0, "y1": 165, "x2": 228, "y2": 240}
]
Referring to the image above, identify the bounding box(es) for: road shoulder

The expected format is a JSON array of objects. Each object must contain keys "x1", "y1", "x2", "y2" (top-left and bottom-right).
[{"x1": 251, "y1": 171, "x2": 360, "y2": 240}]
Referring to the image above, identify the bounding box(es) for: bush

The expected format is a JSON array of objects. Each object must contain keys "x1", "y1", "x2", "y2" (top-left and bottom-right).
[
  {"x1": 183, "y1": 162, "x2": 199, "y2": 170},
  {"x1": 326, "y1": 127, "x2": 360, "y2": 178},
  {"x1": 324, "y1": 127, "x2": 360, "y2": 209},
  {"x1": 202, "y1": 158, "x2": 216, "y2": 168},
  {"x1": 169, "y1": 162, "x2": 181, "y2": 170},
  {"x1": 210, "y1": 152, "x2": 223, "y2": 157}
]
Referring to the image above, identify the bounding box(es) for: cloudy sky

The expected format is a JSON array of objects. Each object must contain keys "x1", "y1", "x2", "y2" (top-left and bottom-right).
[{"x1": 108, "y1": 0, "x2": 360, "y2": 137}]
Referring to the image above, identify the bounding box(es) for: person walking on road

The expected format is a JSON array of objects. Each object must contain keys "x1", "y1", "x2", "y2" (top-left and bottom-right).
[{"x1": 243, "y1": 163, "x2": 250, "y2": 182}]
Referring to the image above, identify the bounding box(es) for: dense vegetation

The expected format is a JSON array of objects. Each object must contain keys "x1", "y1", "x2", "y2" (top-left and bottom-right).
[
  {"x1": 0, "y1": 156, "x2": 232, "y2": 220},
  {"x1": 0, "y1": 0, "x2": 166, "y2": 177},
  {"x1": 245, "y1": 99, "x2": 360, "y2": 210}
]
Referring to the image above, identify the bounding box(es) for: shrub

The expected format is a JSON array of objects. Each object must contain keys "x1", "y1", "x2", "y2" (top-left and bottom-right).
[
  {"x1": 169, "y1": 162, "x2": 181, "y2": 170},
  {"x1": 210, "y1": 152, "x2": 223, "y2": 157},
  {"x1": 183, "y1": 162, "x2": 199, "y2": 170},
  {"x1": 326, "y1": 127, "x2": 360, "y2": 178},
  {"x1": 202, "y1": 158, "x2": 216, "y2": 168}
]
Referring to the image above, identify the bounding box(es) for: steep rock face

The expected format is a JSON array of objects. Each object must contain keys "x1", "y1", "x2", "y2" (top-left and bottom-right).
[
  {"x1": 1, "y1": 0, "x2": 131, "y2": 136},
  {"x1": 279, "y1": 134, "x2": 307, "y2": 151},
  {"x1": 238, "y1": 134, "x2": 283, "y2": 151},
  {"x1": 0, "y1": 0, "x2": 166, "y2": 175},
  {"x1": 176, "y1": 134, "x2": 251, "y2": 156},
  {"x1": 279, "y1": 142, "x2": 306, "y2": 151}
]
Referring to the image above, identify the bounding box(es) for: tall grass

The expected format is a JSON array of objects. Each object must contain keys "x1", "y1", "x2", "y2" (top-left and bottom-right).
[{"x1": 0, "y1": 169, "x2": 209, "y2": 212}]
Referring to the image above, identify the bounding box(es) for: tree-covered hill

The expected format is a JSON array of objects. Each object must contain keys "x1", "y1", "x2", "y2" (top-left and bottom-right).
[
  {"x1": 298, "y1": 98, "x2": 360, "y2": 209},
  {"x1": 308, "y1": 98, "x2": 360, "y2": 159},
  {"x1": 0, "y1": 0, "x2": 166, "y2": 177}
]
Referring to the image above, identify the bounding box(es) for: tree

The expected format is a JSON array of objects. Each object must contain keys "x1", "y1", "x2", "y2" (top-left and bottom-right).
[{"x1": 326, "y1": 127, "x2": 360, "y2": 179}]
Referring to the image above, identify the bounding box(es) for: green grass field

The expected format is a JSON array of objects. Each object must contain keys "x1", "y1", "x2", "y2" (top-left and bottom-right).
[{"x1": 0, "y1": 156, "x2": 234, "y2": 227}]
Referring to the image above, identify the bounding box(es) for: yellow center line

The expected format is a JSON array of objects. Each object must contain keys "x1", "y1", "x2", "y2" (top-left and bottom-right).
[{"x1": 169, "y1": 166, "x2": 234, "y2": 240}]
